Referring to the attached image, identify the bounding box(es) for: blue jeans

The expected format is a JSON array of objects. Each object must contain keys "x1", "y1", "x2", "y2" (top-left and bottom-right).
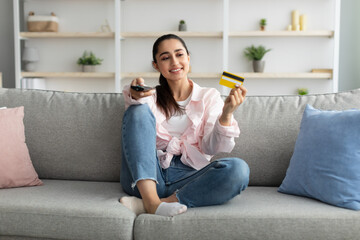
[{"x1": 120, "y1": 104, "x2": 250, "y2": 208}]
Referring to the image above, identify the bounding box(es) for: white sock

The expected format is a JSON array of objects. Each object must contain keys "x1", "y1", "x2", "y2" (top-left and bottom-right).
[
  {"x1": 155, "y1": 202, "x2": 187, "y2": 217},
  {"x1": 119, "y1": 196, "x2": 146, "y2": 215}
]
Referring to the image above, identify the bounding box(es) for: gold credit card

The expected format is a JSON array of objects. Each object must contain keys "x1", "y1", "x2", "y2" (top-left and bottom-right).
[{"x1": 219, "y1": 71, "x2": 245, "y2": 88}]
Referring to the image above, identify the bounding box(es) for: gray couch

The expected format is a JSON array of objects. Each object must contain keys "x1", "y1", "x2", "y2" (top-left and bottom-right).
[{"x1": 0, "y1": 87, "x2": 359, "y2": 240}]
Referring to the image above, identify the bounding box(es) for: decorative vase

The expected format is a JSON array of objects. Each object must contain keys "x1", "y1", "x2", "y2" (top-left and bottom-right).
[
  {"x1": 179, "y1": 23, "x2": 187, "y2": 31},
  {"x1": 253, "y1": 60, "x2": 265, "y2": 73},
  {"x1": 82, "y1": 65, "x2": 96, "y2": 72},
  {"x1": 24, "y1": 62, "x2": 37, "y2": 71}
]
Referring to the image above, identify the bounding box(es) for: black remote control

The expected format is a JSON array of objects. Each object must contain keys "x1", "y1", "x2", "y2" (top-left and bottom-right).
[{"x1": 131, "y1": 85, "x2": 154, "y2": 92}]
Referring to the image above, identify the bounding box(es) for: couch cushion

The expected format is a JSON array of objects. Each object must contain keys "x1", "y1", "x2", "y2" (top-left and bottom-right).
[
  {"x1": 0, "y1": 180, "x2": 135, "y2": 240},
  {"x1": 134, "y1": 187, "x2": 360, "y2": 240},
  {"x1": 215, "y1": 88, "x2": 360, "y2": 186},
  {"x1": 0, "y1": 88, "x2": 125, "y2": 181},
  {"x1": 279, "y1": 105, "x2": 360, "y2": 210}
]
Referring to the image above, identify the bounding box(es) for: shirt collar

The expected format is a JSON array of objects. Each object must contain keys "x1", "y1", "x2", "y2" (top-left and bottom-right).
[
  {"x1": 156, "y1": 79, "x2": 204, "y2": 123},
  {"x1": 188, "y1": 79, "x2": 203, "y2": 102}
]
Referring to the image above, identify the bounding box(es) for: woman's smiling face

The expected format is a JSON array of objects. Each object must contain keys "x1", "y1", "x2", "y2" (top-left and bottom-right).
[{"x1": 153, "y1": 39, "x2": 190, "y2": 83}]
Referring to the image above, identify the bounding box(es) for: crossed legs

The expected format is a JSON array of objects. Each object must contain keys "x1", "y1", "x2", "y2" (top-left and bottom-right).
[
  {"x1": 120, "y1": 104, "x2": 187, "y2": 216},
  {"x1": 120, "y1": 104, "x2": 249, "y2": 216}
]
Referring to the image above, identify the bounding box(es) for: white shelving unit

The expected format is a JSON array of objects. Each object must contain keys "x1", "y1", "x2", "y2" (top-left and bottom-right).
[
  {"x1": 229, "y1": 31, "x2": 334, "y2": 37},
  {"x1": 13, "y1": 0, "x2": 121, "y2": 92},
  {"x1": 13, "y1": 0, "x2": 340, "y2": 95},
  {"x1": 20, "y1": 32, "x2": 115, "y2": 38},
  {"x1": 21, "y1": 72, "x2": 115, "y2": 78},
  {"x1": 121, "y1": 32, "x2": 223, "y2": 38}
]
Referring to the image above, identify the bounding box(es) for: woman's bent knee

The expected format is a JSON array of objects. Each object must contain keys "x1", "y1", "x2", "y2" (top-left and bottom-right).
[
  {"x1": 124, "y1": 104, "x2": 155, "y2": 124},
  {"x1": 219, "y1": 158, "x2": 250, "y2": 189}
]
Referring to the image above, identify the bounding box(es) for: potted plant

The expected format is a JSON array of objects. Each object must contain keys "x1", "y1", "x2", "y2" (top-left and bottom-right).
[
  {"x1": 297, "y1": 88, "x2": 309, "y2": 95},
  {"x1": 178, "y1": 20, "x2": 187, "y2": 31},
  {"x1": 77, "y1": 51, "x2": 103, "y2": 72},
  {"x1": 260, "y1": 18, "x2": 267, "y2": 31},
  {"x1": 244, "y1": 45, "x2": 271, "y2": 72}
]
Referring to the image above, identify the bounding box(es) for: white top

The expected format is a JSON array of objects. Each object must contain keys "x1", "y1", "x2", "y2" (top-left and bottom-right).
[{"x1": 162, "y1": 94, "x2": 192, "y2": 138}]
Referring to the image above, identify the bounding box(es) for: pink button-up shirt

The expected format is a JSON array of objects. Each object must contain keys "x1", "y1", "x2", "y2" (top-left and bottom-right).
[{"x1": 122, "y1": 80, "x2": 240, "y2": 170}]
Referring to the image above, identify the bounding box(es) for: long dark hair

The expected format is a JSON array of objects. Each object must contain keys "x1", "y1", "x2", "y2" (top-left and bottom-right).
[{"x1": 152, "y1": 34, "x2": 190, "y2": 119}]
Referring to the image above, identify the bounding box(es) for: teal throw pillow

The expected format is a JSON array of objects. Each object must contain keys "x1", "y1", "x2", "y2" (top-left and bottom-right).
[{"x1": 278, "y1": 104, "x2": 360, "y2": 210}]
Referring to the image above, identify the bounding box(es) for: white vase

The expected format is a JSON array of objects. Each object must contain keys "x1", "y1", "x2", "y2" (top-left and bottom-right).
[
  {"x1": 82, "y1": 65, "x2": 96, "y2": 72},
  {"x1": 179, "y1": 23, "x2": 187, "y2": 31},
  {"x1": 24, "y1": 61, "x2": 37, "y2": 71}
]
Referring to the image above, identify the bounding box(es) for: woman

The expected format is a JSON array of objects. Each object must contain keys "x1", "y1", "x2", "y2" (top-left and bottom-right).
[{"x1": 120, "y1": 34, "x2": 249, "y2": 217}]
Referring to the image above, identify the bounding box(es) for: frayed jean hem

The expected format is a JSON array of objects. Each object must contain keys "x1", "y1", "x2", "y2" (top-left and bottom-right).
[{"x1": 131, "y1": 178, "x2": 159, "y2": 190}]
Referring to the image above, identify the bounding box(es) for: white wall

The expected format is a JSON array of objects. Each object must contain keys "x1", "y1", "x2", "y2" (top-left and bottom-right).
[
  {"x1": 2, "y1": 0, "x2": 359, "y2": 92},
  {"x1": 339, "y1": 0, "x2": 360, "y2": 91}
]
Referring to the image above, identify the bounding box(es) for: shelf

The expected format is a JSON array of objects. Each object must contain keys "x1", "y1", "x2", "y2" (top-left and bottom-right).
[
  {"x1": 121, "y1": 31, "x2": 223, "y2": 38},
  {"x1": 239, "y1": 72, "x2": 332, "y2": 79},
  {"x1": 21, "y1": 72, "x2": 115, "y2": 78},
  {"x1": 19, "y1": 31, "x2": 334, "y2": 39},
  {"x1": 122, "y1": 72, "x2": 332, "y2": 79},
  {"x1": 229, "y1": 30, "x2": 334, "y2": 38},
  {"x1": 120, "y1": 31, "x2": 334, "y2": 38},
  {"x1": 20, "y1": 72, "x2": 331, "y2": 79},
  {"x1": 122, "y1": 72, "x2": 221, "y2": 79},
  {"x1": 20, "y1": 32, "x2": 115, "y2": 38}
]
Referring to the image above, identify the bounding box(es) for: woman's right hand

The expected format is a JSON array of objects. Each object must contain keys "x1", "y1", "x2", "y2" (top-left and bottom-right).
[{"x1": 130, "y1": 78, "x2": 155, "y2": 100}]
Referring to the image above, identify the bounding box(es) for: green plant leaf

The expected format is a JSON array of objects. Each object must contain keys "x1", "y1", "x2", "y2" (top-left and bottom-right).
[
  {"x1": 244, "y1": 45, "x2": 271, "y2": 61},
  {"x1": 77, "y1": 50, "x2": 103, "y2": 65},
  {"x1": 297, "y1": 88, "x2": 309, "y2": 95},
  {"x1": 260, "y1": 18, "x2": 267, "y2": 26}
]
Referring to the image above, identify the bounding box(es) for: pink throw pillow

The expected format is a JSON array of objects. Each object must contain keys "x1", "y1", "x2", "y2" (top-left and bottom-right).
[{"x1": 0, "y1": 106, "x2": 43, "y2": 188}]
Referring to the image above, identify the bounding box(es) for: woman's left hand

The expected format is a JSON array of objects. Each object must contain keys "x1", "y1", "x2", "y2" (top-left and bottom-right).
[{"x1": 219, "y1": 85, "x2": 247, "y2": 126}]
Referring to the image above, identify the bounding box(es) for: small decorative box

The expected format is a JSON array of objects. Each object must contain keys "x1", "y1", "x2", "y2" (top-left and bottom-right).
[{"x1": 27, "y1": 12, "x2": 59, "y2": 32}]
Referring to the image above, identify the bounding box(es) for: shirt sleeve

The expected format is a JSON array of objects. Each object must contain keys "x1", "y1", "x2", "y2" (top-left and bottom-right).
[
  {"x1": 122, "y1": 84, "x2": 155, "y2": 110},
  {"x1": 200, "y1": 90, "x2": 240, "y2": 155}
]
